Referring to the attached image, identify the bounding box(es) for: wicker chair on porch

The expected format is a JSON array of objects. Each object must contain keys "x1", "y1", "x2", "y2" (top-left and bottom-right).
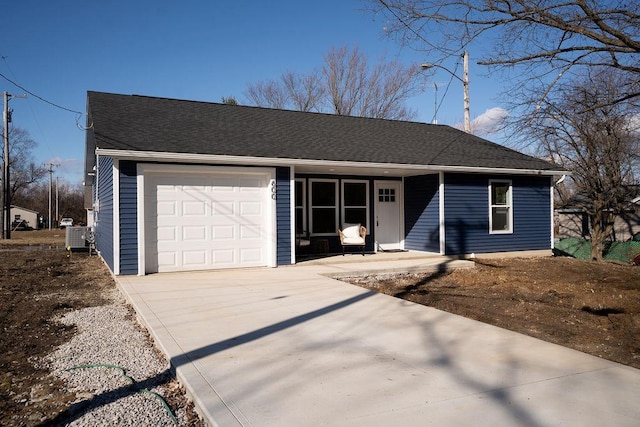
[
  {"x1": 295, "y1": 231, "x2": 311, "y2": 256},
  {"x1": 337, "y1": 223, "x2": 366, "y2": 255}
]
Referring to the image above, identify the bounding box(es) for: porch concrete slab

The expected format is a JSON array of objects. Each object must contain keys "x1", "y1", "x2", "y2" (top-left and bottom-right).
[{"x1": 116, "y1": 256, "x2": 640, "y2": 427}]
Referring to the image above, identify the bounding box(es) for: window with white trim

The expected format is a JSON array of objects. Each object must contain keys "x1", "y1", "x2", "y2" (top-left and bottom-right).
[
  {"x1": 294, "y1": 179, "x2": 306, "y2": 234},
  {"x1": 489, "y1": 180, "x2": 512, "y2": 233},
  {"x1": 342, "y1": 180, "x2": 369, "y2": 230},
  {"x1": 310, "y1": 179, "x2": 338, "y2": 235}
]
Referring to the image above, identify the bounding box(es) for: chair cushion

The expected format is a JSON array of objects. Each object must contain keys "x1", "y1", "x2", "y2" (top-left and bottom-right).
[
  {"x1": 342, "y1": 236, "x2": 365, "y2": 245},
  {"x1": 342, "y1": 224, "x2": 361, "y2": 239}
]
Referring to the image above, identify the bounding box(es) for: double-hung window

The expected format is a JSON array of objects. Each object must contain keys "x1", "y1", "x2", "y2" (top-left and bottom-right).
[
  {"x1": 342, "y1": 180, "x2": 369, "y2": 230},
  {"x1": 310, "y1": 179, "x2": 338, "y2": 235},
  {"x1": 489, "y1": 180, "x2": 512, "y2": 233}
]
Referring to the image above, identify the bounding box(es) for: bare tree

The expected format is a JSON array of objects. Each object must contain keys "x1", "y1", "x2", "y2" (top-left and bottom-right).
[
  {"x1": 323, "y1": 45, "x2": 420, "y2": 119},
  {"x1": 530, "y1": 69, "x2": 639, "y2": 260},
  {"x1": 0, "y1": 127, "x2": 46, "y2": 204},
  {"x1": 245, "y1": 45, "x2": 421, "y2": 120},
  {"x1": 245, "y1": 79, "x2": 290, "y2": 110},
  {"x1": 281, "y1": 70, "x2": 325, "y2": 112},
  {"x1": 13, "y1": 179, "x2": 85, "y2": 226},
  {"x1": 369, "y1": 1, "x2": 640, "y2": 105}
]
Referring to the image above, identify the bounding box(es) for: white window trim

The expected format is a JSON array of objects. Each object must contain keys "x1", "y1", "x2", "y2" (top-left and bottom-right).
[
  {"x1": 489, "y1": 179, "x2": 513, "y2": 234},
  {"x1": 295, "y1": 178, "x2": 307, "y2": 235},
  {"x1": 309, "y1": 178, "x2": 339, "y2": 236},
  {"x1": 341, "y1": 179, "x2": 370, "y2": 233}
]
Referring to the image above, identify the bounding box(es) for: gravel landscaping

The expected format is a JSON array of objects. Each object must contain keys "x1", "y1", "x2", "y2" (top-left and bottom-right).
[{"x1": 41, "y1": 289, "x2": 198, "y2": 426}]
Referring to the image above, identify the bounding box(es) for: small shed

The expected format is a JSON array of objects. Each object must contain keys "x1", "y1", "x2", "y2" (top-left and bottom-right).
[{"x1": 9, "y1": 205, "x2": 41, "y2": 230}]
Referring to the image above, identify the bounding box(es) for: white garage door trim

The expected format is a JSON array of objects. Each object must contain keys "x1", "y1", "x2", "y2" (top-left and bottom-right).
[{"x1": 137, "y1": 163, "x2": 277, "y2": 275}]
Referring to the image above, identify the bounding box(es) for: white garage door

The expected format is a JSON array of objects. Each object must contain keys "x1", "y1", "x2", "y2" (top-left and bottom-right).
[{"x1": 144, "y1": 167, "x2": 274, "y2": 273}]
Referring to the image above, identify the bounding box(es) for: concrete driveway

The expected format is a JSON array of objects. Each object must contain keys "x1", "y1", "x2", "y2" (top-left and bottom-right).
[{"x1": 117, "y1": 255, "x2": 640, "y2": 426}]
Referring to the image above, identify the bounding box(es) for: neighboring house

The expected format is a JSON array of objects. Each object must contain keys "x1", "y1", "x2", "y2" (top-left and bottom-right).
[
  {"x1": 84, "y1": 91, "x2": 565, "y2": 276},
  {"x1": 555, "y1": 191, "x2": 640, "y2": 242},
  {"x1": 8, "y1": 205, "x2": 41, "y2": 230}
]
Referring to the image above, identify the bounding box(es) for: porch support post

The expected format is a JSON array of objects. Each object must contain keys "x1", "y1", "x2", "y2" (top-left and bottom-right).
[{"x1": 439, "y1": 171, "x2": 446, "y2": 255}]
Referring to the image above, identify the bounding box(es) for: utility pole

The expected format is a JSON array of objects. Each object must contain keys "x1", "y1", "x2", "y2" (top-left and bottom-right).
[
  {"x1": 45, "y1": 162, "x2": 59, "y2": 230},
  {"x1": 432, "y1": 83, "x2": 439, "y2": 124},
  {"x1": 462, "y1": 50, "x2": 470, "y2": 134},
  {"x1": 55, "y1": 176, "x2": 59, "y2": 226},
  {"x1": 2, "y1": 92, "x2": 8, "y2": 239},
  {"x1": 421, "y1": 50, "x2": 471, "y2": 133},
  {"x1": 3, "y1": 92, "x2": 26, "y2": 239}
]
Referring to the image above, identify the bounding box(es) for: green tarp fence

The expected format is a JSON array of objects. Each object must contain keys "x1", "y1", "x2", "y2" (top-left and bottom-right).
[{"x1": 554, "y1": 238, "x2": 640, "y2": 263}]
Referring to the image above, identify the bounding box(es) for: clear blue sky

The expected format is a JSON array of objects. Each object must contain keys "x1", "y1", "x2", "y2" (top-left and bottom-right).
[{"x1": 2, "y1": 0, "x2": 504, "y2": 184}]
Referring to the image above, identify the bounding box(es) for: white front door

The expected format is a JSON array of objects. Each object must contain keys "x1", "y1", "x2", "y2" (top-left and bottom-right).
[{"x1": 374, "y1": 181, "x2": 402, "y2": 251}]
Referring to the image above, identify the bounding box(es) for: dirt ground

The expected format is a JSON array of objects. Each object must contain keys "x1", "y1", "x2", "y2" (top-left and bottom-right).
[
  {"x1": 0, "y1": 230, "x2": 202, "y2": 426},
  {"x1": 346, "y1": 256, "x2": 640, "y2": 369}
]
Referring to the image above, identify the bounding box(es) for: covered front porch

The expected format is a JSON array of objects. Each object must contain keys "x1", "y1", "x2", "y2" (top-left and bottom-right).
[{"x1": 291, "y1": 163, "x2": 442, "y2": 263}]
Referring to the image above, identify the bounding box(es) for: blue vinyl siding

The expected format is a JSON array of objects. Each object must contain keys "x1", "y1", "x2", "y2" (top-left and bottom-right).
[
  {"x1": 404, "y1": 174, "x2": 440, "y2": 252},
  {"x1": 95, "y1": 156, "x2": 114, "y2": 272},
  {"x1": 119, "y1": 161, "x2": 138, "y2": 274},
  {"x1": 444, "y1": 173, "x2": 551, "y2": 255},
  {"x1": 276, "y1": 167, "x2": 291, "y2": 265}
]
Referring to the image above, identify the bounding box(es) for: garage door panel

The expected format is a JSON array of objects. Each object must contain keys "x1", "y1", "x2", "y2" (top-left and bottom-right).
[
  {"x1": 240, "y1": 225, "x2": 261, "y2": 239},
  {"x1": 213, "y1": 225, "x2": 234, "y2": 239},
  {"x1": 183, "y1": 226, "x2": 207, "y2": 241},
  {"x1": 145, "y1": 169, "x2": 272, "y2": 273},
  {"x1": 182, "y1": 250, "x2": 207, "y2": 266},
  {"x1": 240, "y1": 248, "x2": 262, "y2": 263},
  {"x1": 213, "y1": 249, "x2": 234, "y2": 264},
  {"x1": 183, "y1": 201, "x2": 206, "y2": 216},
  {"x1": 157, "y1": 201, "x2": 176, "y2": 216},
  {"x1": 157, "y1": 227, "x2": 176, "y2": 241},
  {"x1": 213, "y1": 202, "x2": 234, "y2": 215},
  {"x1": 240, "y1": 201, "x2": 262, "y2": 216},
  {"x1": 158, "y1": 251, "x2": 177, "y2": 268}
]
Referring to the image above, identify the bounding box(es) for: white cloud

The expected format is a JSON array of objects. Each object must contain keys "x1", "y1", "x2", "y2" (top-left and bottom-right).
[
  {"x1": 468, "y1": 107, "x2": 509, "y2": 136},
  {"x1": 44, "y1": 157, "x2": 84, "y2": 184}
]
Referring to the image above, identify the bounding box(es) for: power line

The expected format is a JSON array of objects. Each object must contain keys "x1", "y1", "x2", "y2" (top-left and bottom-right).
[
  {"x1": 2, "y1": 56, "x2": 48, "y2": 146},
  {"x1": 0, "y1": 69, "x2": 82, "y2": 115},
  {"x1": 0, "y1": 57, "x2": 91, "y2": 130}
]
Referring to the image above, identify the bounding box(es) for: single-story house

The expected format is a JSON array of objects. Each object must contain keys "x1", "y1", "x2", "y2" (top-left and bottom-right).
[
  {"x1": 7, "y1": 205, "x2": 41, "y2": 231},
  {"x1": 84, "y1": 91, "x2": 566, "y2": 275}
]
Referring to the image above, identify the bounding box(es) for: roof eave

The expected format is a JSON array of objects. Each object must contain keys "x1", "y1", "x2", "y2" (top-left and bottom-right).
[{"x1": 95, "y1": 148, "x2": 567, "y2": 177}]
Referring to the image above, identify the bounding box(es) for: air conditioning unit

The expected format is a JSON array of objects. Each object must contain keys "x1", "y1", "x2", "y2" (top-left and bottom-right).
[{"x1": 65, "y1": 226, "x2": 90, "y2": 249}]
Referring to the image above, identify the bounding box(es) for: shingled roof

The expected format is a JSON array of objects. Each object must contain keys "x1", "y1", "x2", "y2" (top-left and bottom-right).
[{"x1": 86, "y1": 91, "x2": 561, "y2": 173}]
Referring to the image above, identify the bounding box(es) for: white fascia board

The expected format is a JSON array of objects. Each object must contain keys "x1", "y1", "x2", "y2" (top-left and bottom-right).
[{"x1": 95, "y1": 148, "x2": 568, "y2": 177}]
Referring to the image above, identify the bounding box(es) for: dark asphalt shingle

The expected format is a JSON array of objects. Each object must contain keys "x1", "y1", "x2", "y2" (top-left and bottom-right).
[{"x1": 87, "y1": 91, "x2": 560, "y2": 171}]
